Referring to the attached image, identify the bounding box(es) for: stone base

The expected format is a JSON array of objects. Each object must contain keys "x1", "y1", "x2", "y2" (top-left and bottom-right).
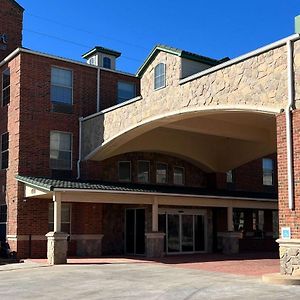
[
  {"x1": 277, "y1": 239, "x2": 300, "y2": 275},
  {"x1": 73, "y1": 234, "x2": 104, "y2": 257},
  {"x1": 262, "y1": 273, "x2": 300, "y2": 285},
  {"x1": 218, "y1": 231, "x2": 243, "y2": 255},
  {"x1": 46, "y1": 232, "x2": 69, "y2": 265},
  {"x1": 145, "y1": 232, "x2": 165, "y2": 258}
]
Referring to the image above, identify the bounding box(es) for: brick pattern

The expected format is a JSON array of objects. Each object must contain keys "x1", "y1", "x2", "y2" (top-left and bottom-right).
[{"x1": 0, "y1": 0, "x2": 23, "y2": 61}]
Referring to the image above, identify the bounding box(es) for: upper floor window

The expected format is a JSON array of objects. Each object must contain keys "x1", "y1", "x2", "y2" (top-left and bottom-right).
[
  {"x1": 173, "y1": 166, "x2": 184, "y2": 185},
  {"x1": 1, "y1": 132, "x2": 9, "y2": 170},
  {"x1": 51, "y1": 67, "x2": 73, "y2": 105},
  {"x1": 103, "y1": 57, "x2": 111, "y2": 69},
  {"x1": 2, "y1": 68, "x2": 10, "y2": 106},
  {"x1": 262, "y1": 158, "x2": 274, "y2": 186},
  {"x1": 156, "y1": 162, "x2": 168, "y2": 184},
  {"x1": 117, "y1": 82, "x2": 136, "y2": 104},
  {"x1": 138, "y1": 161, "x2": 150, "y2": 183},
  {"x1": 118, "y1": 161, "x2": 131, "y2": 182},
  {"x1": 49, "y1": 203, "x2": 71, "y2": 233},
  {"x1": 226, "y1": 170, "x2": 234, "y2": 184},
  {"x1": 154, "y1": 63, "x2": 166, "y2": 90},
  {"x1": 50, "y1": 131, "x2": 72, "y2": 170}
]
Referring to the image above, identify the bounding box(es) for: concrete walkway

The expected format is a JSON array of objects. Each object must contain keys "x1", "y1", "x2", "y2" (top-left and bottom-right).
[{"x1": 0, "y1": 260, "x2": 299, "y2": 300}]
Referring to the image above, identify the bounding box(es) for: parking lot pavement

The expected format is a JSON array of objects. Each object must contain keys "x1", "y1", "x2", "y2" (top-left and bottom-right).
[{"x1": 0, "y1": 262, "x2": 300, "y2": 300}]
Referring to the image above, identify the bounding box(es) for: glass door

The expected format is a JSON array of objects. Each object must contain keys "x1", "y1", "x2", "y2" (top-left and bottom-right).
[
  {"x1": 181, "y1": 215, "x2": 194, "y2": 252},
  {"x1": 167, "y1": 214, "x2": 180, "y2": 253}
]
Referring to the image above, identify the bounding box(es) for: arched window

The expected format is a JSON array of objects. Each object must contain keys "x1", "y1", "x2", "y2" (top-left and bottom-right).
[
  {"x1": 154, "y1": 63, "x2": 166, "y2": 89},
  {"x1": 103, "y1": 57, "x2": 111, "y2": 69}
]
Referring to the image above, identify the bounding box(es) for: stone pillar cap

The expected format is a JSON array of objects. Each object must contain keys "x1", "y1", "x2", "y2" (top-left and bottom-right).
[
  {"x1": 145, "y1": 232, "x2": 165, "y2": 238},
  {"x1": 46, "y1": 232, "x2": 69, "y2": 239}
]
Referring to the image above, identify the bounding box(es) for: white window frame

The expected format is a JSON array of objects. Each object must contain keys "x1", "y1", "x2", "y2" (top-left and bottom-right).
[
  {"x1": 48, "y1": 203, "x2": 72, "y2": 233},
  {"x1": 137, "y1": 160, "x2": 150, "y2": 184},
  {"x1": 156, "y1": 162, "x2": 168, "y2": 184},
  {"x1": 154, "y1": 63, "x2": 166, "y2": 90},
  {"x1": 0, "y1": 132, "x2": 9, "y2": 170},
  {"x1": 262, "y1": 158, "x2": 274, "y2": 186},
  {"x1": 2, "y1": 68, "x2": 10, "y2": 107},
  {"x1": 50, "y1": 66, "x2": 73, "y2": 105},
  {"x1": 50, "y1": 131, "x2": 73, "y2": 170},
  {"x1": 173, "y1": 166, "x2": 185, "y2": 186},
  {"x1": 118, "y1": 161, "x2": 131, "y2": 182}
]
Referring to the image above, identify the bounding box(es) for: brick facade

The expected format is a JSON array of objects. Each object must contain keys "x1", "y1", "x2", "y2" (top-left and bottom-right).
[{"x1": 0, "y1": 0, "x2": 23, "y2": 61}]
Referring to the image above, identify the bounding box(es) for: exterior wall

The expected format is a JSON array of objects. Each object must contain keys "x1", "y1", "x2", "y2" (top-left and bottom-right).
[
  {"x1": 97, "y1": 44, "x2": 288, "y2": 146},
  {"x1": 0, "y1": 0, "x2": 23, "y2": 61},
  {"x1": 100, "y1": 69, "x2": 140, "y2": 110}
]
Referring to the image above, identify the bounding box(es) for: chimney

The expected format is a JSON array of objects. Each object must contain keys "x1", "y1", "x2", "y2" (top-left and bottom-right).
[{"x1": 82, "y1": 46, "x2": 121, "y2": 70}]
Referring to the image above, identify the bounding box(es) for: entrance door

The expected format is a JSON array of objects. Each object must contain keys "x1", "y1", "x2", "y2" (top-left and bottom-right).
[
  {"x1": 125, "y1": 208, "x2": 145, "y2": 255},
  {"x1": 160, "y1": 209, "x2": 206, "y2": 254}
]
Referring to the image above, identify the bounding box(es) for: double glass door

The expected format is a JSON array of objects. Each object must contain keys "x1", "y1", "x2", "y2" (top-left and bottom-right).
[{"x1": 159, "y1": 211, "x2": 206, "y2": 254}]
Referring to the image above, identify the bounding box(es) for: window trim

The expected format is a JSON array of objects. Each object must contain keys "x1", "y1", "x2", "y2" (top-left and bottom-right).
[
  {"x1": 173, "y1": 166, "x2": 185, "y2": 186},
  {"x1": 137, "y1": 160, "x2": 150, "y2": 184},
  {"x1": 118, "y1": 161, "x2": 132, "y2": 182},
  {"x1": 262, "y1": 158, "x2": 274, "y2": 186},
  {"x1": 2, "y1": 68, "x2": 10, "y2": 107},
  {"x1": 117, "y1": 81, "x2": 136, "y2": 104},
  {"x1": 50, "y1": 66, "x2": 74, "y2": 105},
  {"x1": 156, "y1": 162, "x2": 168, "y2": 184},
  {"x1": 154, "y1": 63, "x2": 166, "y2": 91},
  {"x1": 49, "y1": 130, "x2": 73, "y2": 171},
  {"x1": 0, "y1": 132, "x2": 9, "y2": 170}
]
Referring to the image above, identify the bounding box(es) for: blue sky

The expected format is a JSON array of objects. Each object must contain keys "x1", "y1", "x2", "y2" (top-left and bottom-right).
[{"x1": 17, "y1": 0, "x2": 300, "y2": 74}]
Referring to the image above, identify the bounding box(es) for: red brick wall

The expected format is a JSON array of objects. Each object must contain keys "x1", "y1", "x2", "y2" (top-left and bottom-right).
[
  {"x1": 100, "y1": 69, "x2": 140, "y2": 110},
  {"x1": 277, "y1": 110, "x2": 300, "y2": 239},
  {"x1": 0, "y1": 0, "x2": 23, "y2": 61},
  {"x1": 82, "y1": 152, "x2": 208, "y2": 187}
]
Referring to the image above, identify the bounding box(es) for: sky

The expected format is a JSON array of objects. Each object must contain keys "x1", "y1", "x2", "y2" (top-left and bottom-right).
[{"x1": 17, "y1": 0, "x2": 300, "y2": 74}]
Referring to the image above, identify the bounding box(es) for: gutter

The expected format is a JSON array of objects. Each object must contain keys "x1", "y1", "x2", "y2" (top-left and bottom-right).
[
  {"x1": 76, "y1": 117, "x2": 83, "y2": 179},
  {"x1": 286, "y1": 39, "x2": 296, "y2": 210}
]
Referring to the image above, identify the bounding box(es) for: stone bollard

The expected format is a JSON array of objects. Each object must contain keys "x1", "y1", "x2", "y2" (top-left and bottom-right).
[
  {"x1": 46, "y1": 232, "x2": 69, "y2": 265},
  {"x1": 145, "y1": 232, "x2": 165, "y2": 258},
  {"x1": 218, "y1": 231, "x2": 243, "y2": 255}
]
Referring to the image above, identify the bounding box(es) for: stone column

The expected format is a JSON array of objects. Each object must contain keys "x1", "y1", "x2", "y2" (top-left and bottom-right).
[
  {"x1": 277, "y1": 239, "x2": 300, "y2": 275},
  {"x1": 218, "y1": 231, "x2": 243, "y2": 255},
  {"x1": 145, "y1": 232, "x2": 165, "y2": 258},
  {"x1": 46, "y1": 232, "x2": 69, "y2": 265}
]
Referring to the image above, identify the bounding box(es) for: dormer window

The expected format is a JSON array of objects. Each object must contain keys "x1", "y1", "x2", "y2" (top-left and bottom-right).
[
  {"x1": 103, "y1": 57, "x2": 111, "y2": 69},
  {"x1": 154, "y1": 63, "x2": 166, "y2": 90}
]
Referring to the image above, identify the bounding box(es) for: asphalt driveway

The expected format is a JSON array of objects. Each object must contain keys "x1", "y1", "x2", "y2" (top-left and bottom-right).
[{"x1": 0, "y1": 261, "x2": 300, "y2": 299}]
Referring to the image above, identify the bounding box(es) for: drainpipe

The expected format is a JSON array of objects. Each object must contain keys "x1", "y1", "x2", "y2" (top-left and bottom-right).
[
  {"x1": 97, "y1": 68, "x2": 101, "y2": 112},
  {"x1": 76, "y1": 117, "x2": 83, "y2": 179},
  {"x1": 286, "y1": 39, "x2": 295, "y2": 210}
]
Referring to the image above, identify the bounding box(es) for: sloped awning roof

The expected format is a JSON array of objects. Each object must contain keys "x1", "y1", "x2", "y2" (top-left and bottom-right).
[{"x1": 16, "y1": 175, "x2": 277, "y2": 201}]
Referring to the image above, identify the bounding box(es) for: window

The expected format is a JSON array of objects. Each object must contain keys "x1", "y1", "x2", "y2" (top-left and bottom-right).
[
  {"x1": 48, "y1": 203, "x2": 71, "y2": 233},
  {"x1": 154, "y1": 63, "x2": 166, "y2": 90},
  {"x1": 226, "y1": 170, "x2": 234, "y2": 183},
  {"x1": 1, "y1": 132, "x2": 8, "y2": 170},
  {"x1": 156, "y1": 162, "x2": 168, "y2": 184},
  {"x1": 262, "y1": 158, "x2": 274, "y2": 186},
  {"x1": 173, "y1": 166, "x2": 184, "y2": 185},
  {"x1": 103, "y1": 57, "x2": 111, "y2": 69},
  {"x1": 118, "y1": 161, "x2": 131, "y2": 182},
  {"x1": 138, "y1": 161, "x2": 150, "y2": 183},
  {"x1": 50, "y1": 131, "x2": 72, "y2": 170},
  {"x1": 117, "y1": 82, "x2": 136, "y2": 104},
  {"x1": 2, "y1": 68, "x2": 10, "y2": 106},
  {"x1": 51, "y1": 67, "x2": 73, "y2": 105},
  {"x1": 0, "y1": 205, "x2": 7, "y2": 224}
]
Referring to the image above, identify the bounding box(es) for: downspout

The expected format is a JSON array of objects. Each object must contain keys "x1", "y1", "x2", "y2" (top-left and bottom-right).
[
  {"x1": 286, "y1": 39, "x2": 295, "y2": 210},
  {"x1": 76, "y1": 117, "x2": 83, "y2": 179},
  {"x1": 97, "y1": 67, "x2": 101, "y2": 112}
]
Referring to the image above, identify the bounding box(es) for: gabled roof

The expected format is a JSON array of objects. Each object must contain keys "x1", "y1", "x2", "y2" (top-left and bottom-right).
[
  {"x1": 16, "y1": 175, "x2": 277, "y2": 200},
  {"x1": 82, "y1": 46, "x2": 121, "y2": 59},
  {"x1": 137, "y1": 44, "x2": 229, "y2": 77},
  {"x1": 7, "y1": 0, "x2": 24, "y2": 11}
]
